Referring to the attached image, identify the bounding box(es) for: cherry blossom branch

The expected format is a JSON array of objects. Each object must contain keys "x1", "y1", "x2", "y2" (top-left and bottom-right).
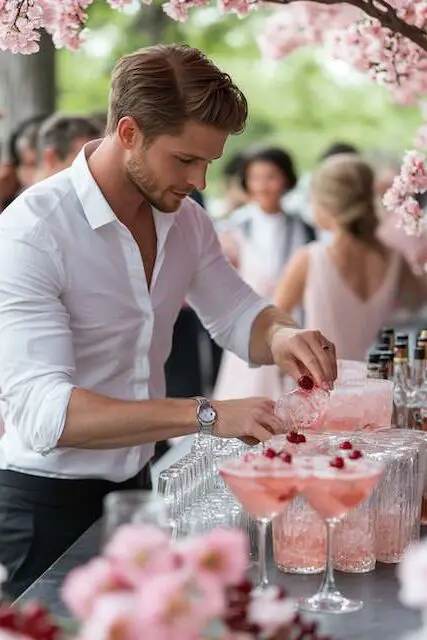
[{"x1": 264, "y1": 0, "x2": 427, "y2": 52}]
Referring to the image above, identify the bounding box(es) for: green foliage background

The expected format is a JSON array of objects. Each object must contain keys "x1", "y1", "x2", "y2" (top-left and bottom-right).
[{"x1": 57, "y1": 0, "x2": 420, "y2": 193}]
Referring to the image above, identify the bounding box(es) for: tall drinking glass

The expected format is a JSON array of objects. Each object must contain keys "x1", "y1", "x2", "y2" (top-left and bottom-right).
[
  {"x1": 300, "y1": 455, "x2": 384, "y2": 613},
  {"x1": 102, "y1": 490, "x2": 169, "y2": 545}
]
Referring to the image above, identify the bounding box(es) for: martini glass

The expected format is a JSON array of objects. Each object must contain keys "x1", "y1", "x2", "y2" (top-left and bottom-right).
[
  {"x1": 220, "y1": 451, "x2": 307, "y2": 591},
  {"x1": 300, "y1": 453, "x2": 384, "y2": 613}
]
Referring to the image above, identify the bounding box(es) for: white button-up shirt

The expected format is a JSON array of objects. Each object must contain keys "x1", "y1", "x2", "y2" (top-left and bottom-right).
[{"x1": 0, "y1": 146, "x2": 269, "y2": 481}]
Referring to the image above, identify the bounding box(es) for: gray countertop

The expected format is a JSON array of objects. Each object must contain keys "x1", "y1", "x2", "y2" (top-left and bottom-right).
[{"x1": 16, "y1": 519, "x2": 423, "y2": 640}]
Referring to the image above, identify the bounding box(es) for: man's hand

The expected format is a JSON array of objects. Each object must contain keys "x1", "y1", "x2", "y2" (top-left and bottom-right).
[
  {"x1": 270, "y1": 327, "x2": 337, "y2": 391},
  {"x1": 212, "y1": 398, "x2": 283, "y2": 444}
]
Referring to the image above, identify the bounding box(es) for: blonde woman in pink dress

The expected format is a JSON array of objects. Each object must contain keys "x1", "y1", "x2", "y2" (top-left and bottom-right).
[
  {"x1": 214, "y1": 148, "x2": 315, "y2": 401},
  {"x1": 274, "y1": 154, "x2": 427, "y2": 362}
]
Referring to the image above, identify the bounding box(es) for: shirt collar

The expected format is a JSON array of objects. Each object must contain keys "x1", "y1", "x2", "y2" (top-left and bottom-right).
[
  {"x1": 70, "y1": 141, "x2": 178, "y2": 247},
  {"x1": 70, "y1": 141, "x2": 117, "y2": 230}
]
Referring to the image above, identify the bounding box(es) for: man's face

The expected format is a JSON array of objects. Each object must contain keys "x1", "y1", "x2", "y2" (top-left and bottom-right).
[{"x1": 124, "y1": 120, "x2": 229, "y2": 213}]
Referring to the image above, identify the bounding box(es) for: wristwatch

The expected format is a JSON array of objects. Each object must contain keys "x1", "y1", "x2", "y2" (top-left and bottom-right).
[{"x1": 194, "y1": 396, "x2": 217, "y2": 436}]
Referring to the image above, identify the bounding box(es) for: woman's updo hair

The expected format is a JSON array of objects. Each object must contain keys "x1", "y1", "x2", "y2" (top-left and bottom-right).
[
  {"x1": 311, "y1": 154, "x2": 379, "y2": 245},
  {"x1": 240, "y1": 147, "x2": 298, "y2": 193}
]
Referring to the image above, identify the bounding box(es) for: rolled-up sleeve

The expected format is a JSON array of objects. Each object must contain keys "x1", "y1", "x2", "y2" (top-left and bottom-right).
[
  {"x1": 0, "y1": 228, "x2": 75, "y2": 454},
  {"x1": 186, "y1": 210, "x2": 270, "y2": 362}
]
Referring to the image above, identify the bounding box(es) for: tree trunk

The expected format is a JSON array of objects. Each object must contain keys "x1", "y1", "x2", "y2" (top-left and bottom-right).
[{"x1": 0, "y1": 31, "x2": 56, "y2": 161}]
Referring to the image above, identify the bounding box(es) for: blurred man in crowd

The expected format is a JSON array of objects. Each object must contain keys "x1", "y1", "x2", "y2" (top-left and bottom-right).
[
  {"x1": 36, "y1": 114, "x2": 101, "y2": 180},
  {"x1": 0, "y1": 114, "x2": 49, "y2": 210}
]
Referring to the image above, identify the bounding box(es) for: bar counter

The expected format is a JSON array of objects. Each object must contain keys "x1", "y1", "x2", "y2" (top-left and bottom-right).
[
  {"x1": 14, "y1": 437, "x2": 426, "y2": 638},
  {"x1": 16, "y1": 519, "x2": 423, "y2": 640}
]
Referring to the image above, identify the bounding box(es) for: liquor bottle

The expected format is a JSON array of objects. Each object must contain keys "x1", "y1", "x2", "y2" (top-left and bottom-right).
[
  {"x1": 395, "y1": 333, "x2": 409, "y2": 351},
  {"x1": 412, "y1": 346, "x2": 426, "y2": 389},
  {"x1": 367, "y1": 352, "x2": 381, "y2": 379},
  {"x1": 393, "y1": 344, "x2": 410, "y2": 429},
  {"x1": 417, "y1": 336, "x2": 427, "y2": 360},
  {"x1": 380, "y1": 327, "x2": 395, "y2": 349},
  {"x1": 379, "y1": 353, "x2": 393, "y2": 379}
]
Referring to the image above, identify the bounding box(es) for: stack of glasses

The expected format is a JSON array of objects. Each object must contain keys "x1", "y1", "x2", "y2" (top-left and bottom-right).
[{"x1": 157, "y1": 436, "x2": 255, "y2": 543}]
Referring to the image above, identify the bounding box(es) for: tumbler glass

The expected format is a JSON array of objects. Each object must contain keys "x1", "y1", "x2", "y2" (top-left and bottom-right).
[{"x1": 102, "y1": 490, "x2": 169, "y2": 545}]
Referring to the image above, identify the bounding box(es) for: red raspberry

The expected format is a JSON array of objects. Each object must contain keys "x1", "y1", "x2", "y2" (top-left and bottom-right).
[
  {"x1": 286, "y1": 431, "x2": 300, "y2": 444},
  {"x1": 263, "y1": 448, "x2": 277, "y2": 459},
  {"x1": 329, "y1": 456, "x2": 345, "y2": 469},
  {"x1": 296, "y1": 433, "x2": 307, "y2": 443},
  {"x1": 349, "y1": 450, "x2": 363, "y2": 460},
  {"x1": 298, "y1": 375, "x2": 314, "y2": 391},
  {"x1": 339, "y1": 441, "x2": 353, "y2": 450},
  {"x1": 280, "y1": 453, "x2": 292, "y2": 464}
]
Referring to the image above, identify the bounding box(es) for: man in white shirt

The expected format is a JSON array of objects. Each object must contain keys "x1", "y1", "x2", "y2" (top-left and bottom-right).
[{"x1": 0, "y1": 44, "x2": 336, "y2": 597}]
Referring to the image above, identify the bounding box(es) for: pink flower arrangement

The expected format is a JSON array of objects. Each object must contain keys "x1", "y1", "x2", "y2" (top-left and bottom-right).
[
  {"x1": 61, "y1": 524, "x2": 332, "y2": 640},
  {"x1": 398, "y1": 538, "x2": 427, "y2": 611},
  {"x1": 0, "y1": 525, "x2": 334, "y2": 639}
]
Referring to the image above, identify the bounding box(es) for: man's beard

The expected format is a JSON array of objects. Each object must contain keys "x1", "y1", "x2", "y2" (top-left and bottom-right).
[{"x1": 125, "y1": 158, "x2": 177, "y2": 213}]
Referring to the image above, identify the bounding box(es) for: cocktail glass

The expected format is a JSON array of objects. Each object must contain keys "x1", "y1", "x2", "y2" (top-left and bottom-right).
[
  {"x1": 300, "y1": 455, "x2": 384, "y2": 613},
  {"x1": 323, "y1": 379, "x2": 394, "y2": 432},
  {"x1": 219, "y1": 453, "x2": 307, "y2": 591},
  {"x1": 275, "y1": 386, "x2": 330, "y2": 432}
]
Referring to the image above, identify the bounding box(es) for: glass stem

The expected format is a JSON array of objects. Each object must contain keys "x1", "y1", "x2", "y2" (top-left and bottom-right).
[
  {"x1": 318, "y1": 519, "x2": 340, "y2": 598},
  {"x1": 256, "y1": 518, "x2": 269, "y2": 590}
]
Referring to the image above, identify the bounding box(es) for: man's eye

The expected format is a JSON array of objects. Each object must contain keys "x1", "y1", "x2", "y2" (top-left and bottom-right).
[{"x1": 178, "y1": 157, "x2": 194, "y2": 165}]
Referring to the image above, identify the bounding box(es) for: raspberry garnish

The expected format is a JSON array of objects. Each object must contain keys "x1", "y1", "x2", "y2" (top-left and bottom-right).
[
  {"x1": 298, "y1": 375, "x2": 314, "y2": 391},
  {"x1": 263, "y1": 448, "x2": 277, "y2": 459},
  {"x1": 286, "y1": 431, "x2": 300, "y2": 444},
  {"x1": 280, "y1": 453, "x2": 292, "y2": 464},
  {"x1": 296, "y1": 433, "x2": 306, "y2": 443},
  {"x1": 329, "y1": 456, "x2": 345, "y2": 469},
  {"x1": 349, "y1": 449, "x2": 363, "y2": 460},
  {"x1": 339, "y1": 441, "x2": 353, "y2": 450}
]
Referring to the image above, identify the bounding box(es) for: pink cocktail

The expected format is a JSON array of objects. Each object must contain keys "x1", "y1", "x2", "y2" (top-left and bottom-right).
[
  {"x1": 323, "y1": 379, "x2": 394, "y2": 432},
  {"x1": 300, "y1": 452, "x2": 384, "y2": 614},
  {"x1": 220, "y1": 451, "x2": 307, "y2": 590}
]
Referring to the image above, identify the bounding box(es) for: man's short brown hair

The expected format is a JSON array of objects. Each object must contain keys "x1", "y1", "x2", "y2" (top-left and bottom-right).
[{"x1": 106, "y1": 44, "x2": 248, "y2": 141}]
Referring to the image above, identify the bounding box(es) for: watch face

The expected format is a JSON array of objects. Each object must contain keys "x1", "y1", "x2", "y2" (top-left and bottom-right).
[{"x1": 200, "y1": 406, "x2": 216, "y2": 424}]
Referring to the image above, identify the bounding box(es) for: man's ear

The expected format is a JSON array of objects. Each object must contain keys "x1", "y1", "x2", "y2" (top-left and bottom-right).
[{"x1": 116, "y1": 116, "x2": 141, "y2": 150}]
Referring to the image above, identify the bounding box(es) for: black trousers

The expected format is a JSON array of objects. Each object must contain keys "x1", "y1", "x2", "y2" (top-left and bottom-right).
[{"x1": 0, "y1": 466, "x2": 151, "y2": 600}]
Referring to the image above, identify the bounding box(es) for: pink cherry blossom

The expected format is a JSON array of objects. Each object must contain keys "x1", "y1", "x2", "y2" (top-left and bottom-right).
[
  {"x1": 135, "y1": 570, "x2": 225, "y2": 640},
  {"x1": 178, "y1": 527, "x2": 248, "y2": 587},
  {"x1": 62, "y1": 556, "x2": 127, "y2": 619},
  {"x1": 76, "y1": 592, "x2": 139, "y2": 640},
  {"x1": 398, "y1": 540, "x2": 427, "y2": 610},
  {"x1": 2, "y1": 1, "x2": 427, "y2": 253},
  {"x1": 248, "y1": 586, "x2": 295, "y2": 638},
  {"x1": 104, "y1": 523, "x2": 176, "y2": 587}
]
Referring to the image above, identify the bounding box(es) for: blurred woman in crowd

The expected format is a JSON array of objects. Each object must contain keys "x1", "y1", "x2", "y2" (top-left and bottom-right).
[
  {"x1": 214, "y1": 147, "x2": 314, "y2": 400},
  {"x1": 274, "y1": 154, "x2": 427, "y2": 361}
]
